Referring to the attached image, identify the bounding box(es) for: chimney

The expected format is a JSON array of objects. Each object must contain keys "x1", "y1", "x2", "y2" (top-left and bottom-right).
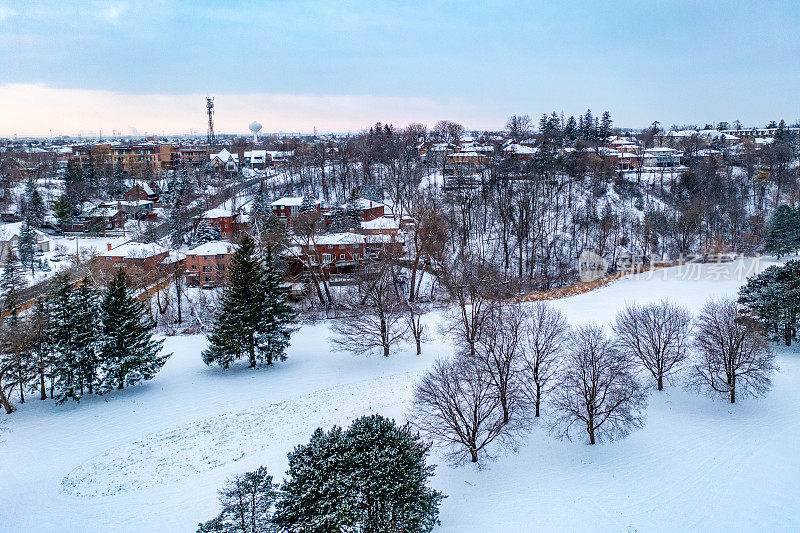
[{"x1": 107, "y1": 243, "x2": 113, "y2": 251}]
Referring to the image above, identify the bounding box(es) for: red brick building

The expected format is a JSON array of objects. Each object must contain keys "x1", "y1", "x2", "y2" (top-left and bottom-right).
[
  {"x1": 294, "y1": 232, "x2": 365, "y2": 275},
  {"x1": 100, "y1": 242, "x2": 169, "y2": 269},
  {"x1": 193, "y1": 208, "x2": 246, "y2": 239},
  {"x1": 271, "y1": 196, "x2": 322, "y2": 221},
  {"x1": 185, "y1": 241, "x2": 236, "y2": 287}
]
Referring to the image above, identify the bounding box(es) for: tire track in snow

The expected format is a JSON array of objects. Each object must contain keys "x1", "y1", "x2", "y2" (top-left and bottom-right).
[{"x1": 61, "y1": 372, "x2": 415, "y2": 497}]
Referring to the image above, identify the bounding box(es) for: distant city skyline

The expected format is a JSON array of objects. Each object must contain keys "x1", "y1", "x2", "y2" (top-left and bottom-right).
[{"x1": 2, "y1": 0, "x2": 799, "y2": 137}]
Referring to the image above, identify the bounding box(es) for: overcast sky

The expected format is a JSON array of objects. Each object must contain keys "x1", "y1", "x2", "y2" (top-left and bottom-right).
[{"x1": 1, "y1": 0, "x2": 799, "y2": 137}]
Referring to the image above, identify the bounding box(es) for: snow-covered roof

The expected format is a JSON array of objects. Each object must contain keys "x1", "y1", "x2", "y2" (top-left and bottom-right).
[
  {"x1": 266, "y1": 150, "x2": 294, "y2": 159},
  {"x1": 88, "y1": 207, "x2": 120, "y2": 217},
  {"x1": 210, "y1": 149, "x2": 238, "y2": 163},
  {"x1": 103, "y1": 242, "x2": 167, "y2": 259},
  {"x1": 0, "y1": 222, "x2": 50, "y2": 242},
  {"x1": 244, "y1": 150, "x2": 268, "y2": 159},
  {"x1": 361, "y1": 216, "x2": 400, "y2": 230},
  {"x1": 200, "y1": 208, "x2": 235, "y2": 219},
  {"x1": 188, "y1": 241, "x2": 236, "y2": 256},
  {"x1": 313, "y1": 232, "x2": 365, "y2": 245},
  {"x1": 271, "y1": 196, "x2": 320, "y2": 207},
  {"x1": 644, "y1": 147, "x2": 680, "y2": 154}
]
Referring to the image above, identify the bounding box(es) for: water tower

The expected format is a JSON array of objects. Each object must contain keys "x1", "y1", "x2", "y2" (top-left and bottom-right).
[{"x1": 249, "y1": 121, "x2": 262, "y2": 143}]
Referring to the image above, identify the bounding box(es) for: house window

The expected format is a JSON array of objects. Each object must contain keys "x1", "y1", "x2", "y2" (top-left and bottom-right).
[
  {"x1": 339, "y1": 254, "x2": 345, "y2": 260},
  {"x1": 328, "y1": 245, "x2": 333, "y2": 249},
  {"x1": 191, "y1": 265, "x2": 197, "y2": 270},
  {"x1": 202, "y1": 266, "x2": 212, "y2": 272},
  {"x1": 205, "y1": 276, "x2": 212, "y2": 282},
  {"x1": 217, "y1": 265, "x2": 225, "y2": 271},
  {"x1": 322, "y1": 253, "x2": 333, "y2": 263}
]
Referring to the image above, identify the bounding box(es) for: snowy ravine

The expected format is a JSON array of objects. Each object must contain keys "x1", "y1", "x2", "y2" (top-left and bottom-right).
[{"x1": 3, "y1": 258, "x2": 800, "y2": 532}]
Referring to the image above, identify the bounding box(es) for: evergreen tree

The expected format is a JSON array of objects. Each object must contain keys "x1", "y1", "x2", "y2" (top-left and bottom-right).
[
  {"x1": 258, "y1": 249, "x2": 297, "y2": 365},
  {"x1": 82, "y1": 154, "x2": 97, "y2": 190},
  {"x1": 17, "y1": 222, "x2": 37, "y2": 276},
  {"x1": 274, "y1": 415, "x2": 444, "y2": 533},
  {"x1": 99, "y1": 268, "x2": 167, "y2": 391},
  {"x1": 72, "y1": 278, "x2": 103, "y2": 395},
  {"x1": 739, "y1": 260, "x2": 800, "y2": 346},
  {"x1": 563, "y1": 115, "x2": 577, "y2": 144},
  {"x1": 299, "y1": 194, "x2": 318, "y2": 214},
  {"x1": 169, "y1": 199, "x2": 190, "y2": 246},
  {"x1": 1, "y1": 251, "x2": 26, "y2": 315},
  {"x1": 25, "y1": 180, "x2": 46, "y2": 227},
  {"x1": 327, "y1": 206, "x2": 348, "y2": 233},
  {"x1": 198, "y1": 467, "x2": 279, "y2": 533},
  {"x1": 195, "y1": 220, "x2": 221, "y2": 243},
  {"x1": 53, "y1": 194, "x2": 73, "y2": 231},
  {"x1": 600, "y1": 111, "x2": 613, "y2": 142},
  {"x1": 203, "y1": 235, "x2": 296, "y2": 369},
  {"x1": 764, "y1": 204, "x2": 800, "y2": 258},
  {"x1": 46, "y1": 274, "x2": 81, "y2": 403}
]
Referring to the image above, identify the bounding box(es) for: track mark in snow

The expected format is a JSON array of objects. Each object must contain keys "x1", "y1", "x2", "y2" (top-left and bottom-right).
[{"x1": 61, "y1": 373, "x2": 415, "y2": 497}]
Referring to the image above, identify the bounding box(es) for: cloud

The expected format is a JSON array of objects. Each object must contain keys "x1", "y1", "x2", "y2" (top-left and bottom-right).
[
  {"x1": 0, "y1": 84, "x2": 503, "y2": 137},
  {"x1": 0, "y1": 6, "x2": 16, "y2": 21},
  {"x1": 99, "y1": 2, "x2": 127, "y2": 22}
]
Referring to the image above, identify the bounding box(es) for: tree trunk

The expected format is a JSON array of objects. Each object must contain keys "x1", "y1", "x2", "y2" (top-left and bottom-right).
[
  {"x1": 730, "y1": 387, "x2": 735, "y2": 404},
  {"x1": 588, "y1": 426, "x2": 595, "y2": 445},
  {"x1": 469, "y1": 447, "x2": 478, "y2": 463},
  {"x1": 0, "y1": 386, "x2": 14, "y2": 414},
  {"x1": 535, "y1": 383, "x2": 541, "y2": 417},
  {"x1": 657, "y1": 373, "x2": 663, "y2": 391},
  {"x1": 249, "y1": 334, "x2": 256, "y2": 368},
  {"x1": 785, "y1": 324, "x2": 792, "y2": 347},
  {"x1": 39, "y1": 368, "x2": 46, "y2": 400},
  {"x1": 416, "y1": 336, "x2": 421, "y2": 355}
]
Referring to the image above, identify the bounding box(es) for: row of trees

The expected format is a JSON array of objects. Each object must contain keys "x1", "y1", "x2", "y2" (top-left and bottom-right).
[
  {"x1": 199, "y1": 415, "x2": 443, "y2": 533},
  {"x1": 411, "y1": 296, "x2": 775, "y2": 462},
  {"x1": 0, "y1": 269, "x2": 167, "y2": 412}
]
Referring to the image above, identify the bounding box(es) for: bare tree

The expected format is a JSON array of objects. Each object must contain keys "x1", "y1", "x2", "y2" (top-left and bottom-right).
[
  {"x1": 613, "y1": 300, "x2": 693, "y2": 391},
  {"x1": 550, "y1": 324, "x2": 648, "y2": 444},
  {"x1": 473, "y1": 302, "x2": 527, "y2": 425},
  {"x1": 689, "y1": 298, "x2": 776, "y2": 404},
  {"x1": 412, "y1": 356, "x2": 510, "y2": 464},
  {"x1": 520, "y1": 302, "x2": 570, "y2": 417},
  {"x1": 330, "y1": 265, "x2": 407, "y2": 357}
]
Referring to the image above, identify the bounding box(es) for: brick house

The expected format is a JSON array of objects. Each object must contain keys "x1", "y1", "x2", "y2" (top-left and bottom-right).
[
  {"x1": 185, "y1": 241, "x2": 236, "y2": 287},
  {"x1": 294, "y1": 232, "x2": 365, "y2": 275},
  {"x1": 100, "y1": 242, "x2": 169, "y2": 269},
  {"x1": 193, "y1": 208, "x2": 246, "y2": 239},
  {"x1": 124, "y1": 181, "x2": 160, "y2": 203},
  {"x1": 339, "y1": 198, "x2": 385, "y2": 222},
  {"x1": 271, "y1": 196, "x2": 322, "y2": 220}
]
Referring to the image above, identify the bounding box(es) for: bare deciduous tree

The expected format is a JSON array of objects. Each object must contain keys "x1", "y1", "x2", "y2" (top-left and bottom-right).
[
  {"x1": 473, "y1": 302, "x2": 527, "y2": 425},
  {"x1": 613, "y1": 300, "x2": 693, "y2": 391},
  {"x1": 412, "y1": 356, "x2": 511, "y2": 464},
  {"x1": 550, "y1": 324, "x2": 647, "y2": 445},
  {"x1": 330, "y1": 265, "x2": 407, "y2": 357},
  {"x1": 689, "y1": 298, "x2": 776, "y2": 404},
  {"x1": 520, "y1": 302, "x2": 570, "y2": 417}
]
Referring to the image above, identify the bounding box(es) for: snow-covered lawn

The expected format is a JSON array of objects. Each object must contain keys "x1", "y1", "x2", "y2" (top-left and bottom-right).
[{"x1": 2, "y1": 258, "x2": 800, "y2": 531}]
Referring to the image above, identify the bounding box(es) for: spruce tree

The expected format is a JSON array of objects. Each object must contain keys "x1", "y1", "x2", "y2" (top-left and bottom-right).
[
  {"x1": 299, "y1": 194, "x2": 317, "y2": 214},
  {"x1": 53, "y1": 194, "x2": 73, "y2": 231},
  {"x1": 195, "y1": 220, "x2": 220, "y2": 243},
  {"x1": 25, "y1": 180, "x2": 46, "y2": 227},
  {"x1": 1, "y1": 251, "x2": 26, "y2": 315},
  {"x1": 203, "y1": 235, "x2": 295, "y2": 369},
  {"x1": 764, "y1": 204, "x2": 800, "y2": 258},
  {"x1": 99, "y1": 268, "x2": 167, "y2": 391},
  {"x1": 47, "y1": 274, "x2": 81, "y2": 403},
  {"x1": 72, "y1": 279, "x2": 103, "y2": 395},
  {"x1": 258, "y1": 250, "x2": 297, "y2": 366},
  {"x1": 739, "y1": 260, "x2": 800, "y2": 346},
  {"x1": 17, "y1": 222, "x2": 37, "y2": 276}
]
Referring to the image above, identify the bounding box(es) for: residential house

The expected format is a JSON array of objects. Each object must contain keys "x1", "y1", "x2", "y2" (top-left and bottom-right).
[
  {"x1": 295, "y1": 232, "x2": 366, "y2": 275},
  {"x1": 0, "y1": 222, "x2": 52, "y2": 264},
  {"x1": 243, "y1": 150, "x2": 269, "y2": 169},
  {"x1": 271, "y1": 196, "x2": 322, "y2": 220},
  {"x1": 194, "y1": 208, "x2": 245, "y2": 239},
  {"x1": 100, "y1": 242, "x2": 169, "y2": 269},
  {"x1": 209, "y1": 149, "x2": 239, "y2": 174},
  {"x1": 185, "y1": 240, "x2": 236, "y2": 287}
]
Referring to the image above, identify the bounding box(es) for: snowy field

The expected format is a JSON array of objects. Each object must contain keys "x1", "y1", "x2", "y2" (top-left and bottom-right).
[{"x1": 2, "y1": 258, "x2": 800, "y2": 531}]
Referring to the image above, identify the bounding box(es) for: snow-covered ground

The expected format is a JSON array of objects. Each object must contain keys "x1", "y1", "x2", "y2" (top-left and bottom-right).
[{"x1": 2, "y1": 258, "x2": 800, "y2": 531}]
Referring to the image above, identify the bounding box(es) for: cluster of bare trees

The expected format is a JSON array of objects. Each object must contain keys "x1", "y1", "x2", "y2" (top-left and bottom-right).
[{"x1": 411, "y1": 295, "x2": 776, "y2": 463}]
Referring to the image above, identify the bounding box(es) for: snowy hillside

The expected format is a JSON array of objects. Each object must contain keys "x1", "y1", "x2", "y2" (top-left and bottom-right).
[{"x1": 2, "y1": 258, "x2": 800, "y2": 532}]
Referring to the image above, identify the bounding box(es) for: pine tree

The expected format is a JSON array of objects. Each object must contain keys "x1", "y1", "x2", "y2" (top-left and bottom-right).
[
  {"x1": 739, "y1": 260, "x2": 800, "y2": 346},
  {"x1": 198, "y1": 467, "x2": 279, "y2": 533},
  {"x1": 169, "y1": 199, "x2": 189, "y2": 246},
  {"x1": 764, "y1": 204, "x2": 800, "y2": 258},
  {"x1": 327, "y1": 206, "x2": 348, "y2": 233},
  {"x1": 46, "y1": 274, "x2": 81, "y2": 403},
  {"x1": 203, "y1": 235, "x2": 295, "y2": 369},
  {"x1": 99, "y1": 268, "x2": 167, "y2": 392},
  {"x1": 25, "y1": 180, "x2": 46, "y2": 227},
  {"x1": 1, "y1": 251, "x2": 26, "y2": 315},
  {"x1": 274, "y1": 415, "x2": 444, "y2": 532},
  {"x1": 600, "y1": 111, "x2": 613, "y2": 142},
  {"x1": 258, "y1": 249, "x2": 297, "y2": 365},
  {"x1": 53, "y1": 194, "x2": 73, "y2": 231},
  {"x1": 28, "y1": 298, "x2": 52, "y2": 400},
  {"x1": 17, "y1": 222, "x2": 37, "y2": 276},
  {"x1": 72, "y1": 278, "x2": 103, "y2": 395},
  {"x1": 299, "y1": 194, "x2": 317, "y2": 214},
  {"x1": 195, "y1": 220, "x2": 221, "y2": 244}
]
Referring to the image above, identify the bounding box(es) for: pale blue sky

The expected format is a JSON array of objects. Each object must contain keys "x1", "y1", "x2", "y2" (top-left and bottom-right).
[{"x1": 1, "y1": 0, "x2": 799, "y2": 135}]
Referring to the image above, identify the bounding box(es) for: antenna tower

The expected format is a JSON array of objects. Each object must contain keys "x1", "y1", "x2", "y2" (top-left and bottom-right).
[{"x1": 206, "y1": 97, "x2": 215, "y2": 146}]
